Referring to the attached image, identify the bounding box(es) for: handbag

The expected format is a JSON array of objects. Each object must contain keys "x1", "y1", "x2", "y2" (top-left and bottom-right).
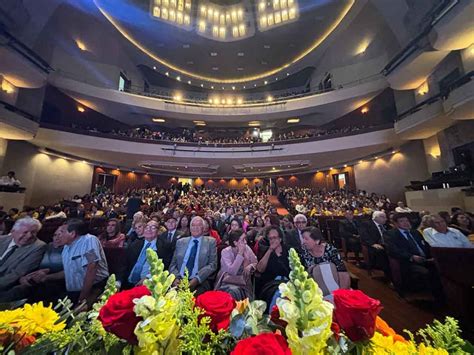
[{"x1": 214, "y1": 271, "x2": 247, "y2": 289}]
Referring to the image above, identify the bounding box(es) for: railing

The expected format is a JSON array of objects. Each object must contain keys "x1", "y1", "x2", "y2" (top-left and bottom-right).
[
  {"x1": 396, "y1": 70, "x2": 473, "y2": 121},
  {"x1": 39, "y1": 122, "x2": 394, "y2": 148},
  {"x1": 0, "y1": 99, "x2": 39, "y2": 122},
  {"x1": 52, "y1": 69, "x2": 384, "y2": 108}
]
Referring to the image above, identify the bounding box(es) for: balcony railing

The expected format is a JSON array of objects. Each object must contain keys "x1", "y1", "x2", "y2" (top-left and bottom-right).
[
  {"x1": 39, "y1": 122, "x2": 394, "y2": 148},
  {"x1": 52, "y1": 69, "x2": 383, "y2": 108},
  {"x1": 0, "y1": 100, "x2": 39, "y2": 122}
]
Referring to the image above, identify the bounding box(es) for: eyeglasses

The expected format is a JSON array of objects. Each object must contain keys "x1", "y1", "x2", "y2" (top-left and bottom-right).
[{"x1": 144, "y1": 225, "x2": 158, "y2": 230}]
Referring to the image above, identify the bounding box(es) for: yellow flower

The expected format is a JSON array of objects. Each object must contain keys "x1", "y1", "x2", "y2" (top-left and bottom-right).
[
  {"x1": 417, "y1": 343, "x2": 448, "y2": 355},
  {"x1": 235, "y1": 298, "x2": 250, "y2": 314},
  {"x1": 14, "y1": 302, "x2": 65, "y2": 336},
  {"x1": 0, "y1": 309, "x2": 22, "y2": 326}
]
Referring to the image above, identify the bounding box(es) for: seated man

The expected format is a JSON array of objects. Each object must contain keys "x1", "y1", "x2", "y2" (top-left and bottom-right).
[
  {"x1": 339, "y1": 209, "x2": 361, "y2": 262},
  {"x1": 62, "y1": 219, "x2": 109, "y2": 306},
  {"x1": 359, "y1": 211, "x2": 391, "y2": 277},
  {"x1": 0, "y1": 224, "x2": 67, "y2": 302},
  {"x1": 284, "y1": 213, "x2": 307, "y2": 256},
  {"x1": 423, "y1": 215, "x2": 473, "y2": 248},
  {"x1": 122, "y1": 220, "x2": 159, "y2": 289},
  {"x1": 0, "y1": 217, "x2": 47, "y2": 302},
  {"x1": 170, "y1": 216, "x2": 217, "y2": 295},
  {"x1": 385, "y1": 213, "x2": 444, "y2": 303},
  {"x1": 156, "y1": 216, "x2": 183, "y2": 270}
]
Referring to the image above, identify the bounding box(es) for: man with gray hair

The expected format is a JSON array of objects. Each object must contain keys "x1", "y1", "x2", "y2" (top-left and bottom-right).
[
  {"x1": 423, "y1": 215, "x2": 473, "y2": 248},
  {"x1": 359, "y1": 211, "x2": 390, "y2": 277},
  {"x1": 170, "y1": 216, "x2": 217, "y2": 295},
  {"x1": 284, "y1": 213, "x2": 308, "y2": 255},
  {"x1": 0, "y1": 217, "x2": 47, "y2": 300}
]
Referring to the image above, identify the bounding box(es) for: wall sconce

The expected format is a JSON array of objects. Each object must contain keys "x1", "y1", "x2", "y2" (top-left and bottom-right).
[
  {"x1": 416, "y1": 81, "x2": 429, "y2": 96},
  {"x1": 361, "y1": 106, "x2": 369, "y2": 114},
  {"x1": 1, "y1": 78, "x2": 15, "y2": 94}
]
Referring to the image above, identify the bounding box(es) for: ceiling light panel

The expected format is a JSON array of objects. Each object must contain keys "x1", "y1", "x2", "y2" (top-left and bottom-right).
[
  {"x1": 258, "y1": 0, "x2": 299, "y2": 31},
  {"x1": 150, "y1": 0, "x2": 193, "y2": 30},
  {"x1": 197, "y1": 0, "x2": 255, "y2": 42}
]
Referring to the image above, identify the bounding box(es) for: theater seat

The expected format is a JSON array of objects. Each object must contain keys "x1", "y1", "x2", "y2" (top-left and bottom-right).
[
  {"x1": 103, "y1": 247, "x2": 127, "y2": 278},
  {"x1": 431, "y1": 247, "x2": 474, "y2": 324}
]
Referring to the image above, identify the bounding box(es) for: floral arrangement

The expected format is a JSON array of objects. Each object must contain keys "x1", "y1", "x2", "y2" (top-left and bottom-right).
[{"x1": 3, "y1": 248, "x2": 473, "y2": 354}]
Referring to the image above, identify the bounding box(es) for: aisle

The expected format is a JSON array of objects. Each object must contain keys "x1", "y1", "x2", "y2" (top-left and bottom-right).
[{"x1": 268, "y1": 195, "x2": 289, "y2": 215}]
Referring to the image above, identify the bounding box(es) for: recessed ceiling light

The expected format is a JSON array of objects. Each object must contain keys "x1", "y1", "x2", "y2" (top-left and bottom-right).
[
  {"x1": 200, "y1": 84, "x2": 204, "y2": 87},
  {"x1": 212, "y1": 67, "x2": 219, "y2": 71},
  {"x1": 176, "y1": 76, "x2": 181, "y2": 81},
  {"x1": 248, "y1": 121, "x2": 260, "y2": 127},
  {"x1": 287, "y1": 118, "x2": 300, "y2": 123},
  {"x1": 344, "y1": 164, "x2": 347, "y2": 167},
  {"x1": 254, "y1": 84, "x2": 257, "y2": 87},
  {"x1": 211, "y1": 86, "x2": 214, "y2": 89},
  {"x1": 186, "y1": 61, "x2": 194, "y2": 65},
  {"x1": 264, "y1": 80, "x2": 268, "y2": 85},
  {"x1": 264, "y1": 44, "x2": 271, "y2": 49},
  {"x1": 75, "y1": 40, "x2": 87, "y2": 51},
  {"x1": 77, "y1": 106, "x2": 85, "y2": 113},
  {"x1": 152, "y1": 118, "x2": 165, "y2": 123},
  {"x1": 243, "y1": 85, "x2": 246, "y2": 89},
  {"x1": 237, "y1": 67, "x2": 244, "y2": 71},
  {"x1": 237, "y1": 52, "x2": 244, "y2": 56},
  {"x1": 165, "y1": 72, "x2": 169, "y2": 76},
  {"x1": 153, "y1": 66, "x2": 156, "y2": 70},
  {"x1": 232, "y1": 86, "x2": 235, "y2": 90},
  {"x1": 361, "y1": 106, "x2": 369, "y2": 114},
  {"x1": 210, "y1": 52, "x2": 218, "y2": 56},
  {"x1": 188, "y1": 80, "x2": 192, "y2": 84},
  {"x1": 287, "y1": 73, "x2": 290, "y2": 76}
]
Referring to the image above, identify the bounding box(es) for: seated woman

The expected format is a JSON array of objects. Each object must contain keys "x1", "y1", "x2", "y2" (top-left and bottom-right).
[
  {"x1": 300, "y1": 227, "x2": 350, "y2": 299},
  {"x1": 177, "y1": 215, "x2": 190, "y2": 237},
  {"x1": 204, "y1": 217, "x2": 222, "y2": 246},
  {"x1": 450, "y1": 212, "x2": 473, "y2": 237},
  {"x1": 222, "y1": 218, "x2": 243, "y2": 243},
  {"x1": 256, "y1": 226, "x2": 290, "y2": 312},
  {"x1": 99, "y1": 218, "x2": 126, "y2": 248},
  {"x1": 125, "y1": 218, "x2": 147, "y2": 246},
  {"x1": 215, "y1": 229, "x2": 257, "y2": 300}
]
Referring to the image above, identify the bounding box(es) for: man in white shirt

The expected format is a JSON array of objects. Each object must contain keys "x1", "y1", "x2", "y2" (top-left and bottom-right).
[
  {"x1": 423, "y1": 215, "x2": 473, "y2": 248},
  {"x1": 0, "y1": 171, "x2": 21, "y2": 186},
  {"x1": 62, "y1": 220, "x2": 109, "y2": 306},
  {"x1": 395, "y1": 201, "x2": 412, "y2": 213}
]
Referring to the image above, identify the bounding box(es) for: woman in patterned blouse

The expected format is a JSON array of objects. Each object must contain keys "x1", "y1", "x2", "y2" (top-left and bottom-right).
[{"x1": 300, "y1": 227, "x2": 350, "y2": 294}]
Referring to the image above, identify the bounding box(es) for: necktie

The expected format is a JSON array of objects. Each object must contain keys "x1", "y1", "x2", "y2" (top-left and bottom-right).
[
  {"x1": 185, "y1": 240, "x2": 199, "y2": 277},
  {"x1": 168, "y1": 232, "x2": 173, "y2": 242},
  {"x1": 378, "y1": 224, "x2": 385, "y2": 243},
  {"x1": 0, "y1": 245, "x2": 18, "y2": 267},
  {"x1": 128, "y1": 242, "x2": 151, "y2": 284},
  {"x1": 403, "y1": 231, "x2": 425, "y2": 257}
]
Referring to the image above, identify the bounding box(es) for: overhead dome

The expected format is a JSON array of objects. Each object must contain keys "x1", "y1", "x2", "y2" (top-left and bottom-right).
[{"x1": 94, "y1": 0, "x2": 355, "y2": 83}]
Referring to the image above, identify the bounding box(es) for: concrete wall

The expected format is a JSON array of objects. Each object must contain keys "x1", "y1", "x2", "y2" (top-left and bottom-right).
[
  {"x1": 422, "y1": 135, "x2": 444, "y2": 173},
  {"x1": 353, "y1": 140, "x2": 430, "y2": 203},
  {"x1": 460, "y1": 44, "x2": 474, "y2": 73},
  {"x1": 1, "y1": 141, "x2": 93, "y2": 206},
  {"x1": 405, "y1": 187, "x2": 469, "y2": 213}
]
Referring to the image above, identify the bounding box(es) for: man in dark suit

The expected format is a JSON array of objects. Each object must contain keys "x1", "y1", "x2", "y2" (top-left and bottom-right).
[
  {"x1": 384, "y1": 213, "x2": 444, "y2": 303},
  {"x1": 339, "y1": 210, "x2": 361, "y2": 262},
  {"x1": 170, "y1": 216, "x2": 217, "y2": 295},
  {"x1": 156, "y1": 216, "x2": 182, "y2": 270},
  {"x1": 284, "y1": 214, "x2": 307, "y2": 256},
  {"x1": 359, "y1": 211, "x2": 390, "y2": 277},
  {"x1": 0, "y1": 217, "x2": 47, "y2": 301}
]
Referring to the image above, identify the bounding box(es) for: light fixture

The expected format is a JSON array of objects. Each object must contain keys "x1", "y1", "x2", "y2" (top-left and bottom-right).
[
  {"x1": 153, "y1": 66, "x2": 157, "y2": 70},
  {"x1": 174, "y1": 93, "x2": 183, "y2": 101},
  {"x1": 264, "y1": 80, "x2": 268, "y2": 85},
  {"x1": 343, "y1": 164, "x2": 347, "y2": 167},
  {"x1": 359, "y1": 160, "x2": 363, "y2": 163},
  {"x1": 188, "y1": 80, "x2": 191, "y2": 84},
  {"x1": 1, "y1": 78, "x2": 15, "y2": 94},
  {"x1": 416, "y1": 81, "x2": 429, "y2": 96},
  {"x1": 361, "y1": 106, "x2": 369, "y2": 114},
  {"x1": 77, "y1": 106, "x2": 85, "y2": 113},
  {"x1": 176, "y1": 76, "x2": 181, "y2": 81},
  {"x1": 287, "y1": 118, "x2": 300, "y2": 123},
  {"x1": 266, "y1": 95, "x2": 273, "y2": 102},
  {"x1": 152, "y1": 118, "x2": 166, "y2": 123},
  {"x1": 248, "y1": 121, "x2": 260, "y2": 127},
  {"x1": 165, "y1": 72, "x2": 169, "y2": 76},
  {"x1": 75, "y1": 40, "x2": 87, "y2": 51}
]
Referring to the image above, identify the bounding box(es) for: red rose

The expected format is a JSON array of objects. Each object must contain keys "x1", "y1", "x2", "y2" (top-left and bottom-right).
[
  {"x1": 231, "y1": 333, "x2": 291, "y2": 355},
  {"x1": 333, "y1": 289, "x2": 382, "y2": 342},
  {"x1": 195, "y1": 291, "x2": 235, "y2": 332},
  {"x1": 270, "y1": 305, "x2": 288, "y2": 328},
  {"x1": 98, "y1": 285, "x2": 150, "y2": 344}
]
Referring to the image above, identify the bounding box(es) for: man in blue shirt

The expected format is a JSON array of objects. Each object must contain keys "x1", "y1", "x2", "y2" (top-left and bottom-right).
[{"x1": 169, "y1": 216, "x2": 217, "y2": 295}]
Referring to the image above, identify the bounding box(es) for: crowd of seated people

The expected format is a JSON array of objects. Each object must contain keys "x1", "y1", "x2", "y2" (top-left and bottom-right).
[
  {"x1": 66, "y1": 124, "x2": 375, "y2": 146},
  {"x1": 0, "y1": 185, "x2": 472, "y2": 316}
]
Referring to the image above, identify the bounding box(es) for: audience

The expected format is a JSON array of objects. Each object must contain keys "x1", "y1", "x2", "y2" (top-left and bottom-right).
[
  {"x1": 339, "y1": 210, "x2": 361, "y2": 263},
  {"x1": 422, "y1": 215, "x2": 473, "y2": 248},
  {"x1": 0, "y1": 171, "x2": 21, "y2": 186},
  {"x1": 156, "y1": 216, "x2": 182, "y2": 270},
  {"x1": 215, "y1": 229, "x2": 257, "y2": 300},
  {"x1": 449, "y1": 212, "x2": 473, "y2": 237}
]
